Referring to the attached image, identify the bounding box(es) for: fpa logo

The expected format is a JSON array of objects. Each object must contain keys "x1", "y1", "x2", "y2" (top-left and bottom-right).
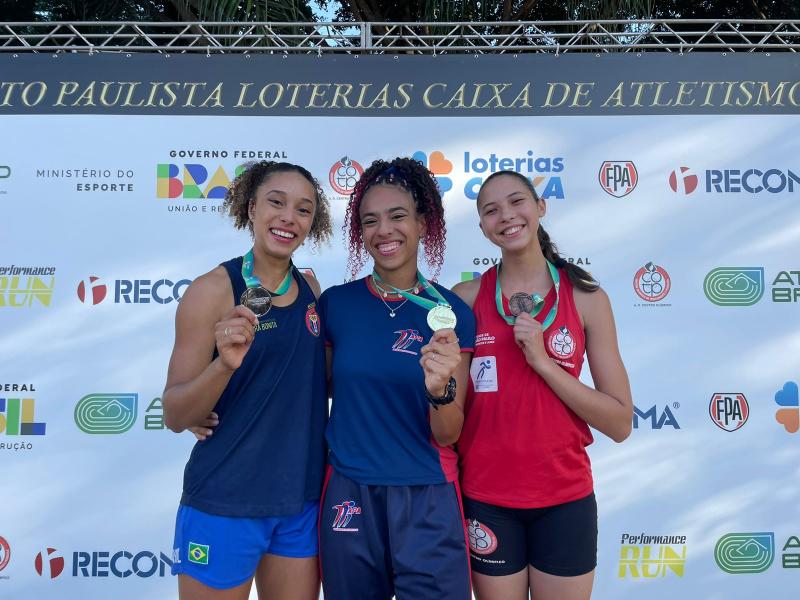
[
  {"x1": 599, "y1": 161, "x2": 638, "y2": 197},
  {"x1": 34, "y1": 548, "x2": 65, "y2": 579},
  {"x1": 709, "y1": 393, "x2": 749, "y2": 432},
  {"x1": 668, "y1": 167, "x2": 699, "y2": 195},
  {"x1": 76, "y1": 276, "x2": 107, "y2": 305},
  {"x1": 633, "y1": 404, "x2": 680, "y2": 430},
  {"x1": 715, "y1": 533, "x2": 775, "y2": 574},
  {"x1": 74, "y1": 393, "x2": 138, "y2": 434},
  {"x1": 466, "y1": 519, "x2": 498, "y2": 556},
  {"x1": 775, "y1": 381, "x2": 799, "y2": 433},
  {"x1": 412, "y1": 150, "x2": 453, "y2": 194},
  {"x1": 633, "y1": 262, "x2": 671, "y2": 303},
  {"x1": 331, "y1": 500, "x2": 361, "y2": 532},
  {"x1": 704, "y1": 267, "x2": 765, "y2": 307},
  {"x1": 328, "y1": 156, "x2": 364, "y2": 196}
]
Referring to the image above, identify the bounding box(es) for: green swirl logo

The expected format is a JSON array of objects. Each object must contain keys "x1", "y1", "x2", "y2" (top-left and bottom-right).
[
  {"x1": 74, "y1": 393, "x2": 138, "y2": 434},
  {"x1": 703, "y1": 268, "x2": 764, "y2": 306},
  {"x1": 714, "y1": 532, "x2": 774, "y2": 574}
]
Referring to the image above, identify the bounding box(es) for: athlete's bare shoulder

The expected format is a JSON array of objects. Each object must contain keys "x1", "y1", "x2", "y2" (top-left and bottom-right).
[
  {"x1": 301, "y1": 271, "x2": 323, "y2": 299},
  {"x1": 177, "y1": 265, "x2": 234, "y2": 320},
  {"x1": 451, "y1": 277, "x2": 481, "y2": 309}
]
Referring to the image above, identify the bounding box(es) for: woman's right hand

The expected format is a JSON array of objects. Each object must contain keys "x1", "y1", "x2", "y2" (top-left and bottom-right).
[
  {"x1": 215, "y1": 305, "x2": 259, "y2": 371},
  {"x1": 189, "y1": 412, "x2": 219, "y2": 441}
]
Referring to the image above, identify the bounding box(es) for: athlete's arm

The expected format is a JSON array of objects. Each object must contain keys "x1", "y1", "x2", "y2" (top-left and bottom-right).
[
  {"x1": 515, "y1": 287, "x2": 633, "y2": 442},
  {"x1": 421, "y1": 328, "x2": 470, "y2": 446},
  {"x1": 162, "y1": 268, "x2": 258, "y2": 433},
  {"x1": 302, "y1": 272, "x2": 322, "y2": 299},
  {"x1": 451, "y1": 278, "x2": 480, "y2": 310}
]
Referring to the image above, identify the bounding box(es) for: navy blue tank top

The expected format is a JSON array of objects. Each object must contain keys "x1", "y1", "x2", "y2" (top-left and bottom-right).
[{"x1": 180, "y1": 257, "x2": 327, "y2": 517}]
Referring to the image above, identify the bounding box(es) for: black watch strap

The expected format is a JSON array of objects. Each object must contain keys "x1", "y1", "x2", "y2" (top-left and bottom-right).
[{"x1": 426, "y1": 377, "x2": 456, "y2": 410}]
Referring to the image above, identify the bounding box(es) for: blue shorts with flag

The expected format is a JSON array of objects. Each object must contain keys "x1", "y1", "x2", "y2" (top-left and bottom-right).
[{"x1": 171, "y1": 502, "x2": 319, "y2": 589}]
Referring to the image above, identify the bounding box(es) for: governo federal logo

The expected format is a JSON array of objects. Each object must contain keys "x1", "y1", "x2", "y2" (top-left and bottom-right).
[{"x1": 704, "y1": 267, "x2": 765, "y2": 307}]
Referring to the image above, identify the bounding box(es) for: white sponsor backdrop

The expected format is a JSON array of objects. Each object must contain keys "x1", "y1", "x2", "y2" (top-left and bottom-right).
[{"x1": 1, "y1": 113, "x2": 799, "y2": 599}]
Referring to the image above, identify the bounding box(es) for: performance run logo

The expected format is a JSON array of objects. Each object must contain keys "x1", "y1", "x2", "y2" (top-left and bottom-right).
[
  {"x1": 715, "y1": 532, "x2": 774, "y2": 574},
  {"x1": 704, "y1": 267, "x2": 765, "y2": 306},
  {"x1": 618, "y1": 533, "x2": 687, "y2": 578},
  {"x1": 74, "y1": 393, "x2": 138, "y2": 434}
]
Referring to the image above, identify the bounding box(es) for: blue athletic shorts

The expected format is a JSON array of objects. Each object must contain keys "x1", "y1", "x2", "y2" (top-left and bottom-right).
[{"x1": 171, "y1": 501, "x2": 319, "y2": 589}]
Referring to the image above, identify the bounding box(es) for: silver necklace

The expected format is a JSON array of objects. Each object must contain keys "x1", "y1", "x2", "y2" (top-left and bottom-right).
[
  {"x1": 372, "y1": 278, "x2": 417, "y2": 318},
  {"x1": 379, "y1": 295, "x2": 409, "y2": 318}
]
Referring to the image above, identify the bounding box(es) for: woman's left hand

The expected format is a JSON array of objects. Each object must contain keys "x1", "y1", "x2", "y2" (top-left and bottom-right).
[
  {"x1": 513, "y1": 312, "x2": 552, "y2": 372},
  {"x1": 420, "y1": 329, "x2": 461, "y2": 397}
]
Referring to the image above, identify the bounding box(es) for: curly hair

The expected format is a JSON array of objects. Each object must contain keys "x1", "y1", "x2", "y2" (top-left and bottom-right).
[
  {"x1": 344, "y1": 157, "x2": 447, "y2": 280},
  {"x1": 222, "y1": 160, "x2": 333, "y2": 249}
]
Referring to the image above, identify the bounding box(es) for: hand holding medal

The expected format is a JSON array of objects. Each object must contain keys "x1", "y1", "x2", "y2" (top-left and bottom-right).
[
  {"x1": 420, "y1": 328, "x2": 461, "y2": 399},
  {"x1": 215, "y1": 305, "x2": 259, "y2": 371},
  {"x1": 497, "y1": 260, "x2": 560, "y2": 330}
]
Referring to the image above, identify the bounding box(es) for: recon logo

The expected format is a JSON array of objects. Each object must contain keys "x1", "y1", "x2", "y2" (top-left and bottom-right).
[
  {"x1": 74, "y1": 394, "x2": 138, "y2": 434},
  {"x1": 704, "y1": 268, "x2": 765, "y2": 307},
  {"x1": 715, "y1": 532, "x2": 775, "y2": 574}
]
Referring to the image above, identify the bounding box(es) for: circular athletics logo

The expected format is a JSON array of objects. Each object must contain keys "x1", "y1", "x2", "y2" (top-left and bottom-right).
[
  {"x1": 77, "y1": 275, "x2": 107, "y2": 305},
  {"x1": 548, "y1": 326, "x2": 576, "y2": 359},
  {"x1": 329, "y1": 157, "x2": 364, "y2": 196},
  {"x1": 466, "y1": 519, "x2": 498, "y2": 556},
  {"x1": 0, "y1": 536, "x2": 10, "y2": 573},
  {"x1": 305, "y1": 306, "x2": 321, "y2": 337},
  {"x1": 668, "y1": 166, "x2": 698, "y2": 195},
  {"x1": 633, "y1": 262, "x2": 671, "y2": 302},
  {"x1": 34, "y1": 547, "x2": 65, "y2": 579}
]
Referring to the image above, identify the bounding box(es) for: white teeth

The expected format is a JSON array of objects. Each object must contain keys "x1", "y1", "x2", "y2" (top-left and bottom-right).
[
  {"x1": 378, "y1": 242, "x2": 400, "y2": 253},
  {"x1": 271, "y1": 229, "x2": 296, "y2": 239},
  {"x1": 503, "y1": 225, "x2": 522, "y2": 235}
]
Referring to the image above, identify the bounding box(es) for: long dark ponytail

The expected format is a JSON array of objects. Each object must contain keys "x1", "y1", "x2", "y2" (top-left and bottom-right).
[{"x1": 478, "y1": 170, "x2": 599, "y2": 293}]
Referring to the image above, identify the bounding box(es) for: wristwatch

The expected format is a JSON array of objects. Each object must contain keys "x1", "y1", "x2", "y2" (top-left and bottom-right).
[{"x1": 426, "y1": 377, "x2": 456, "y2": 410}]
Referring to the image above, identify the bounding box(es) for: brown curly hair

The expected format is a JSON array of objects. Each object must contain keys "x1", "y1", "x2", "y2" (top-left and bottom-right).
[
  {"x1": 344, "y1": 157, "x2": 447, "y2": 280},
  {"x1": 222, "y1": 160, "x2": 332, "y2": 248}
]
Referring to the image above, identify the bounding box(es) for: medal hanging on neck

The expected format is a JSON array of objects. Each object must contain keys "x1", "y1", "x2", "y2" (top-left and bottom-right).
[
  {"x1": 372, "y1": 270, "x2": 458, "y2": 331},
  {"x1": 240, "y1": 248, "x2": 293, "y2": 317},
  {"x1": 496, "y1": 260, "x2": 560, "y2": 329}
]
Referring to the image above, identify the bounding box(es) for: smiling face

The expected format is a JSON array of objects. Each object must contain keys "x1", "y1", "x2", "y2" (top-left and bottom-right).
[
  {"x1": 477, "y1": 173, "x2": 545, "y2": 253},
  {"x1": 359, "y1": 184, "x2": 425, "y2": 275},
  {"x1": 248, "y1": 170, "x2": 317, "y2": 259}
]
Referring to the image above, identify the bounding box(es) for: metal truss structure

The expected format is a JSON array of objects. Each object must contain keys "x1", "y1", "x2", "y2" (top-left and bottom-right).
[{"x1": 1, "y1": 20, "x2": 798, "y2": 54}]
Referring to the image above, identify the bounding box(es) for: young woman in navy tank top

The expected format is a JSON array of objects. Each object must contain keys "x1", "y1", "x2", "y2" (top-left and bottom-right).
[
  {"x1": 452, "y1": 171, "x2": 633, "y2": 600},
  {"x1": 318, "y1": 157, "x2": 476, "y2": 600},
  {"x1": 162, "y1": 161, "x2": 332, "y2": 600}
]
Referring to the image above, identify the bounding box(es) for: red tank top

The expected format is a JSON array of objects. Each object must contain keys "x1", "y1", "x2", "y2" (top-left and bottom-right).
[{"x1": 458, "y1": 265, "x2": 594, "y2": 508}]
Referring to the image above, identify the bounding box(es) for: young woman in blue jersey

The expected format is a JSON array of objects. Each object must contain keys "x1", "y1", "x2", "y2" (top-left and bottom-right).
[
  {"x1": 162, "y1": 161, "x2": 332, "y2": 600},
  {"x1": 453, "y1": 171, "x2": 633, "y2": 600},
  {"x1": 318, "y1": 157, "x2": 477, "y2": 600}
]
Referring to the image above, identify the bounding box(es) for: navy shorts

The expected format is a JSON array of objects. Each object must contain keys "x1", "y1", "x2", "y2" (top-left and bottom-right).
[
  {"x1": 171, "y1": 501, "x2": 318, "y2": 589},
  {"x1": 463, "y1": 492, "x2": 597, "y2": 577},
  {"x1": 319, "y1": 467, "x2": 472, "y2": 600}
]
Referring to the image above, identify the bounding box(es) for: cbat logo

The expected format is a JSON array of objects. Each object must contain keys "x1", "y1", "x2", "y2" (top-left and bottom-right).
[
  {"x1": 709, "y1": 394, "x2": 749, "y2": 432},
  {"x1": 0, "y1": 536, "x2": 10, "y2": 573},
  {"x1": 466, "y1": 519, "x2": 498, "y2": 556},
  {"x1": 599, "y1": 161, "x2": 638, "y2": 197},
  {"x1": 548, "y1": 326, "x2": 575, "y2": 359},
  {"x1": 668, "y1": 167, "x2": 698, "y2": 195},
  {"x1": 188, "y1": 543, "x2": 209, "y2": 565},
  {"x1": 331, "y1": 500, "x2": 361, "y2": 532},
  {"x1": 412, "y1": 151, "x2": 453, "y2": 194},
  {"x1": 77, "y1": 276, "x2": 107, "y2": 305},
  {"x1": 633, "y1": 404, "x2": 680, "y2": 430},
  {"x1": 715, "y1": 533, "x2": 775, "y2": 574},
  {"x1": 463, "y1": 151, "x2": 565, "y2": 201},
  {"x1": 74, "y1": 393, "x2": 138, "y2": 434},
  {"x1": 704, "y1": 267, "x2": 765, "y2": 306},
  {"x1": 305, "y1": 306, "x2": 321, "y2": 337},
  {"x1": 0, "y1": 398, "x2": 46, "y2": 435},
  {"x1": 392, "y1": 329, "x2": 424, "y2": 355},
  {"x1": 775, "y1": 381, "x2": 799, "y2": 433},
  {"x1": 35, "y1": 548, "x2": 65, "y2": 579},
  {"x1": 633, "y1": 262, "x2": 671, "y2": 302},
  {"x1": 329, "y1": 156, "x2": 364, "y2": 196},
  {"x1": 156, "y1": 164, "x2": 245, "y2": 199}
]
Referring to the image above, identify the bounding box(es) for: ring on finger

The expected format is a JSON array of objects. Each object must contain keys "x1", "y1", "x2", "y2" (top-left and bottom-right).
[{"x1": 224, "y1": 327, "x2": 230, "y2": 336}]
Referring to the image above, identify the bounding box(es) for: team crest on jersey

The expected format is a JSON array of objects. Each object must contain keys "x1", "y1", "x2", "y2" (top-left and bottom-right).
[
  {"x1": 331, "y1": 500, "x2": 362, "y2": 532},
  {"x1": 392, "y1": 329, "x2": 424, "y2": 355},
  {"x1": 466, "y1": 519, "x2": 498, "y2": 555},
  {"x1": 548, "y1": 326, "x2": 576, "y2": 359},
  {"x1": 305, "y1": 305, "x2": 321, "y2": 337}
]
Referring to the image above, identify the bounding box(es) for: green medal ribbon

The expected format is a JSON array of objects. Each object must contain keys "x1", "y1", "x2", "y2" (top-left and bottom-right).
[
  {"x1": 496, "y1": 260, "x2": 560, "y2": 329},
  {"x1": 241, "y1": 249, "x2": 292, "y2": 295},
  {"x1": 372, "y1": 270, "x2": 449, "y2": 311}
]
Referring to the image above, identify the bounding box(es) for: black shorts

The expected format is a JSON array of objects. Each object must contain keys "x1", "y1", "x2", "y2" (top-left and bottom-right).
[{"x1": 462, "y1": 492, "x2": 597, "y2": 577}]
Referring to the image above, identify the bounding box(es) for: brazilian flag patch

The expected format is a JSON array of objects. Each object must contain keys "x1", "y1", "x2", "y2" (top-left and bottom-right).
[{"x1": 188, "y1": 542, "x2": 209, "y2": 565}]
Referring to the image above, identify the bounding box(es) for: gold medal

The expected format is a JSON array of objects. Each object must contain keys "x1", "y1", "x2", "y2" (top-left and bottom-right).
[{"x1": 427, "y1": 304, "x2": 457, "y2": 331}]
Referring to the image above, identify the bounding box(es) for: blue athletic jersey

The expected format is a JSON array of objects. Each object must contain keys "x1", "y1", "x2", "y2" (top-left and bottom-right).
[
  {"x1": 180, "y1": 258, "x2": 327, "y2": 517},
  {"x1": 319, "y1": 277, "x2": 476, "y2": 486}
]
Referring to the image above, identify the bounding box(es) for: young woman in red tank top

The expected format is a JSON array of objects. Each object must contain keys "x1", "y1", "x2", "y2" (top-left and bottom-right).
[{"x1": 452, "y1": 171, "x2": 633, "y2": 600}]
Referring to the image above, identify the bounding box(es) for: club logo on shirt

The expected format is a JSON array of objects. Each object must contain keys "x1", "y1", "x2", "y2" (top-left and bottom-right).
[
  {"x1": 470, "y1": 356, "x2": 498, "y2": 393},
  {"x1": 467, "y1": 519, "x2": 498, "y2": 555},
  {"x1": 331, "y1": 500, "x2": 361, "y2": 532},
  {"x1": 548, "y1": 326, "x2": 576, "y2": 359},
  {"x1": 392, "y1": 329, "x2": 424, "y2": 355},
  {"x1": 305, "y1": 304, "x2": 321, "y2": 337}
]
